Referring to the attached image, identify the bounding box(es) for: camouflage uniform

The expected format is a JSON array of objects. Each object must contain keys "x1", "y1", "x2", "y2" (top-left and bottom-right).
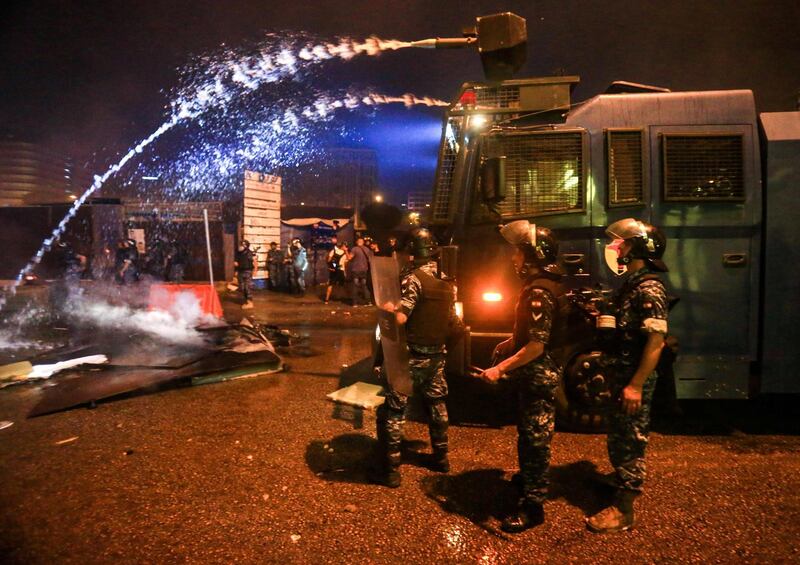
[
  {"x1": 510, "y1": 280, "x2": 561, "y2": 505},
  {"x1": 376, "y1": 261, "x2": 453, "y2": 469},
  {"x1": 235, "y1": 247, "x2": 256, "y2": 302},
  {"x1": 608, "y1": 267, "x2": 669, "y2": 492}
]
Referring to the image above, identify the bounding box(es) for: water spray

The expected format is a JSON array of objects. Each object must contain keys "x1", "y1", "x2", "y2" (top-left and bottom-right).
[
  {"x1": 0, "y1": 31, "x2": 450, "y2": 312},
  {"x1": 1, "y1": 7, "x2": 531, "y2": 312}
]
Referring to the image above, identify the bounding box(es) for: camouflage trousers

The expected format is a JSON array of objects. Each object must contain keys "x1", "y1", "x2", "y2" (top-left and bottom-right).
[
  {"x1": 607, "y1": 370, "x2": 658, "y2": 492},
  {"x1": 514, "y1": 358, "x2": 559, "y2": 505},
  {"x1": 376, "y1": 347, "x2": 449, "y2": 469},
  {"x1": 237, "y1": 270, "x2": 253, "y2": 301}
]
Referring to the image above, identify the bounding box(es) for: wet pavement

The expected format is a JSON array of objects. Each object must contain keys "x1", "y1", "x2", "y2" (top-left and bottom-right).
[{"x1": 1, "y1": 284, "x2": 800, "y2": 563}]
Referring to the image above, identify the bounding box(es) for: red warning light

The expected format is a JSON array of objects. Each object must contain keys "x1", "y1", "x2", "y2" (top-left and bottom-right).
[{"x1": 459, "y1": 89, "x2": 477, "y2": 107}]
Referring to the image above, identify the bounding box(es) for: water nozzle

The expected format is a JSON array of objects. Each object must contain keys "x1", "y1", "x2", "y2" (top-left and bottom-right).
[
  {"x1": 408, "y1": 37, "x2": 478, "y2": 49},
  {"x1": 407, "y1": 12, "x2": 527, "y2": 81}
]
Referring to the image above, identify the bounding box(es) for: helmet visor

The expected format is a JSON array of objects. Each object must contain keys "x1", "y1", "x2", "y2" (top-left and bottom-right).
[
  {"x1": 500, "y1": 220, "x2": 536, "y2": 246},
  {"x1": 605, "y1": 218, "x2": 646, "y2": 241}
]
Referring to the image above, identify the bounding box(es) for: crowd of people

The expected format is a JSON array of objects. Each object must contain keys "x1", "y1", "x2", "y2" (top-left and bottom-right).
[{"x1": 233, "y1": 230, "x2": 401, "y2": 308}]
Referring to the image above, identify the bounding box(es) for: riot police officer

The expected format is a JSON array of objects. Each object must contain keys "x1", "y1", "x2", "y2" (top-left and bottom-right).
[
  {"x1": 373, "y1": 228, "x2": 459, "y2": 488},
  {"x1": 234, "y1": 239, "x2": 256, "y2": 309},
  {"x1": 479, "y1": 220, "x2": 566, "y2": 533},
  {"x1": 116, "y1": 239, "x2": 139, "y2": 285},
  {"x1": 49, "y1": 239, "x2": 87, "y2": 313},
  {"x1": 586, "y1": 218, "x2": 670, "y2": 533},
  {"x1": 267, "y1": 242, "x2": 284, "y2": 291}
]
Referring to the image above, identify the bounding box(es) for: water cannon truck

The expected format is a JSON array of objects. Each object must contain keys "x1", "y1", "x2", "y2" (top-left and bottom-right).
[{"x1": 405, "y1": 12, "x2": 800, "y2": 429}]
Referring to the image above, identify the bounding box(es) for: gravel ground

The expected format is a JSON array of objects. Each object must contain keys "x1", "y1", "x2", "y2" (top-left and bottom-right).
[{"x1": 1, "y1": 285, "x2": 799, "y2": 564}]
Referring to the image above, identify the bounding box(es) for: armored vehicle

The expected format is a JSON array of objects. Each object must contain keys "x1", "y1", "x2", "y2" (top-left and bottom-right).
[{"x1": 413, "y1": 12, "x2": 800, "y2": 425}]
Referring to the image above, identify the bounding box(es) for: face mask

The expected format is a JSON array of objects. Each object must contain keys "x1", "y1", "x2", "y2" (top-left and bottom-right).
[{"x1": 604, "y1": 239, "x2": 627, "y2": 276}]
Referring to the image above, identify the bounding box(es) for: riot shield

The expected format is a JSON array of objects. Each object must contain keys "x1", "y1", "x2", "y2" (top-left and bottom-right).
[{"x1": 370, "y1": 256, "x2": 412, "y2": 396}]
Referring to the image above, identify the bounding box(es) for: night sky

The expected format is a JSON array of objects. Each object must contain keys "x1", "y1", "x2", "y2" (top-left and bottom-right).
[{"x1": 1, "y1": 0, "x2": 798, "y2": 200}]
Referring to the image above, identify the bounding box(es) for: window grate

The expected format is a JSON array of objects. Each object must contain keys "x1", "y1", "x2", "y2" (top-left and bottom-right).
[
  {"x1": 496, "y1": 132, "x2": 584, "y2": 217},
  {"x1": 432, "y1": 117, "x2": 464, "y2": 221},
  {"x1": 475, "y1": 85, "x2": 520, "y2": 109},
  {"x1": 608, "y1": 130, "x2": 644, "y2": 206},
  {"x1": 663, "y1": 135, "x2": 745, "y2": 201}
]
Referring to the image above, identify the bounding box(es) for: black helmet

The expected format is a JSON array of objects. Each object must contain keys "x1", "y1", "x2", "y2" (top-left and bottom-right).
[
  {"x1": 500, "y1": 220, "x2": 563, "y2": 277},
  {"x1": 407, "y1": 228, "x2": 439, "y2": 260},
  {"x1": 606, "y1": 218, "x2": 668, "y2": 272}
]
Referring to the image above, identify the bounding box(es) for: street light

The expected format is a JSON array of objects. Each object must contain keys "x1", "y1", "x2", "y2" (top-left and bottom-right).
[{"x1": 375, "y1": 194, "x2": 383, "y2": 203}]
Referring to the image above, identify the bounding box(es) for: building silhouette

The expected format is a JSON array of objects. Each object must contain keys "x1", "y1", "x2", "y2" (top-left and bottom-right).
[{"x1": 0, "y1": 139, "x2": 91, "y2": 206}]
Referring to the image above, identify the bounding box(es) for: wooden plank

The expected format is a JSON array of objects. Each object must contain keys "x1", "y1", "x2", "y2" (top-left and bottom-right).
[
  {"x1": 244, "y1": 217, "x2": 281, "y2": 228},
  {"x1": 243, "y1": 227, "x2": 281, "y2": 235},
  {"x1": 244, "y1": 207, "x2": 280, "y2": 218},
  {"x1": 244, "y1": 193, "x2": 280, "y2": 204},
  {"x1": 244, "y1": 199, "x2": 280, "y2": 210},
  {"x1": 244, "y1": 183, "x2": 281, "y2": 195},
  {"x1": 244, "y1": 189, "x2": 280, "y2": 200},
  {"x1": 244, "y1": 183, "x2": 281, "y2": 194},
  {"x1": 244, "y1": 170, "x2": 282, "y2": 185},
  {"x1": 243, "y1": 227, "x2": 281, "y2": 237}
]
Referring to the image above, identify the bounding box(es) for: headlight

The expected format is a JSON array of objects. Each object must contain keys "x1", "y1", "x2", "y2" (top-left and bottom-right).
[{"x1": 482, "y1": 292, "x2": 503, "y2": 303}]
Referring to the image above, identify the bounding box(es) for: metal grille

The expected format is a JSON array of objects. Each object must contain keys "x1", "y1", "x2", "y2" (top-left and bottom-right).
[
  {"x1": 475, "y1": 85, "x2": 520, "y2": 108},
  {"x1": 663, "y1": 135, "x2": 745, "y2": 201},
  {"x1": 497, "y1": 132, "x2": 584, "y2": 217},
  {"x1": 608, "y1": 130, "x2": 644, "y2": 205},
  {"x1": 432, "y1": 117, "x2": 464, "y2": 221}
]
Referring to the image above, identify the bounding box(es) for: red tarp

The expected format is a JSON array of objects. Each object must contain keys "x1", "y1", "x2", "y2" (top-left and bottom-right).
[{"x1": 148, "y1": 284, "x2": 223, "y2": 319}]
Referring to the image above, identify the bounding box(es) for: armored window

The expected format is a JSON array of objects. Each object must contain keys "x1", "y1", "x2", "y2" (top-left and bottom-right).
[
  {"x1": 607, "y1": 129, "x2": 644, "y2": 206},
  {"x1": 432, "y1": 117, "x2": 464, "y2": 221},
  {"x1": 662, "y1": 134, "x2": 745, "y2": 201},
  {"x1": 474, "y1": 85, "x2": 521, "y2": 109},
  {"x1": 496, "y1": 131, "x2": 585, "y2": 218}
]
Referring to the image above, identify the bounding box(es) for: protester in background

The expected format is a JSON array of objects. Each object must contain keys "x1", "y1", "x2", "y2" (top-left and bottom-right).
[
  {"x1": 366, "y1": 236, "x2": 379, "y2": 301},
  {"x1": 383, "y1": 236, "x2": 399, "y2": 258},
  {"x1": 146, "y1": 236, "x2": 168, "y2": 280},
  {"x1": 348, "y1": 236, "x2": 373, "y2": 306},
  {"x1": 166, "y1": 241, "x2": 188, "y2": 283},
  {"x1": 289, "y1": 238, "x2": 308, "y2": 296},
  {"x1": 234, "y1": 239, "x2": 256, "y2": 309},
  {"x1": 325, "y1": 236, "x2": 348, "y2": 304},
  {"x1": 93, "y1": 244, "x2": 115, "y2": 281}
]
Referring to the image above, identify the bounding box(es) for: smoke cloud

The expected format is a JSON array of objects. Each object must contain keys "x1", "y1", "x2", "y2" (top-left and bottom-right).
[{"x1": 65, "y1": 289, "x2": 220, "y2": 345}]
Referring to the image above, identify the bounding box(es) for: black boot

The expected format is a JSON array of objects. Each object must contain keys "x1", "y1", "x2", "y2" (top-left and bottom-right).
[
  {"x1": 369, "y1": 463, "x2": 401, "y2": 488},
  {"x1": 369, "y1": 441, "x2": 402, "y2": 488},
  {"x1": 501, "y1": 500, "x2": 545, "y2": 533},
  {"x1": 428, "y1": 409, "x2": 449, "y2": 473},
  {"x1": 429, "y1": 449, "x2": 450, "y2": 473}
]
